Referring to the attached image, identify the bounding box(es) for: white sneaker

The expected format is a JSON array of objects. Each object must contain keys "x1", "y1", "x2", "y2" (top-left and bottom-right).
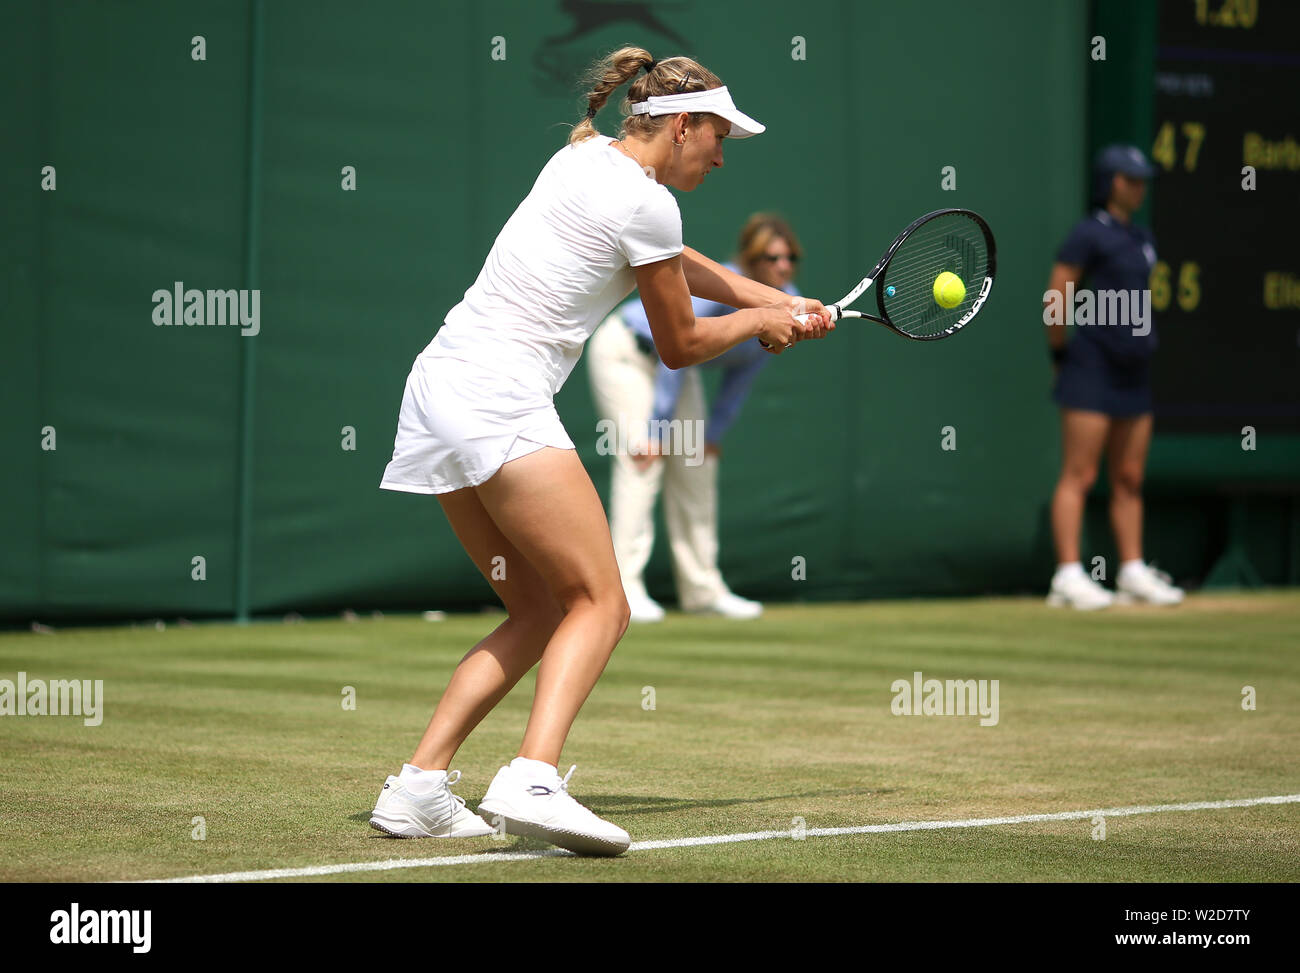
[
  {"x1": 627, "y1": 590, "x2": 665, "y2": 623},
  {"x1": 685, "y1": 591, "x2": 763, "y2": 619},
  {"x1": 1117, "y1": 562, "x2": 1185, "y2": 605},
  {"x1": 477, "y1": 763, "x2": 630, "y2": 856},
  {"x1": 369, "y1": 769, "x2": 496, "y2": 838},
  {"x1": 1046, "y1": 569, "x2": 1115, "y2": 610}
]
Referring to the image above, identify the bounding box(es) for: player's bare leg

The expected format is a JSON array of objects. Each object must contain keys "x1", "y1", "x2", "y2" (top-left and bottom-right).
[
  {"x1": 407, "y1": 488, "x2": 564, "y2": 771},
  {"x1": 471, "y1": 445, "x2": 633, "y2": 855},
  {"x1": 473, "y1": 446, "x2": 630, "y2": 766}
]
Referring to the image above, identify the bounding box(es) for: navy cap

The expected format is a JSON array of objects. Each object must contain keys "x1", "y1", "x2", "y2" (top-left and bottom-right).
[
  {"x1": 1095, "y1": 144, "x2": 1156, "y2": 179},
  {"x1": 1091, "y1": 144, "x2": 1155, "y2": 204}
]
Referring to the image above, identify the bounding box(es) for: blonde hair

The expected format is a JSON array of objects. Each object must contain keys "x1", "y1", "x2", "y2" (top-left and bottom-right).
[
  {"x1": 736, "y1": 213, "x2": 803, "y2": 277},
  {"x1": 568, "y1": 46, "x2": 725, "y2": 145}
]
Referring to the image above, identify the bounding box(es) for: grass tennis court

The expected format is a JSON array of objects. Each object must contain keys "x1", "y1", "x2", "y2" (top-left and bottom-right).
[{"x1": 2, "y1": 592, "x2": 1296, "y2": 883}]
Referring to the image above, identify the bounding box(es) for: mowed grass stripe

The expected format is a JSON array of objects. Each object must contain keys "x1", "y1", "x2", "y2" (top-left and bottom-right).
[
  {"x1": 147, "y1": 793, "x2": 1300, "y2": 882},
  {"x1": 1, "y1": 592, "x2": 1297, "y2": 881}
]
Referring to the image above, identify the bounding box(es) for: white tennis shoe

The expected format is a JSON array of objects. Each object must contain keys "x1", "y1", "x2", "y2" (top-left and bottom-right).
[
  {"x1": 369, "y1": 769, "x2": 496, "y2": 838},
  {"x1": 477, "y1": 762, "x2": 630, "y2": 856},
  {"x1": 1046, "y1": 568, "x2": 1115, "y2": 610},
  {"x1": 685, "y1": 591, "x2": 763, "y2": 619},
  {"x1": 1116, "y1": 562, "x2": 1185, "y2": 605}
]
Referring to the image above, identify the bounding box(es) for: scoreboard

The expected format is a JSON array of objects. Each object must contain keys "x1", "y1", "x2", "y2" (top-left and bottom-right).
[{"x1": 1150, "y1": 0, "x2": 1300, "y2": 432}]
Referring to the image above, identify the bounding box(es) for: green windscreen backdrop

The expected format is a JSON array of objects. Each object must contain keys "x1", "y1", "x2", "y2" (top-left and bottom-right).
[{"x1": 4, "y1": 0, "x2": 1296, "y2": 623}]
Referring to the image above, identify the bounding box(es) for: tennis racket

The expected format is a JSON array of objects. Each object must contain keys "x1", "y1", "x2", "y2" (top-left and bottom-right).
[{"x1": 781, "y1": 208, "x2": 996, "y2": 343}]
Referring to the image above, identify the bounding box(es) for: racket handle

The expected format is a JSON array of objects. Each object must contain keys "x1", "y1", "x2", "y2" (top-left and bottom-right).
[
  {"x1": 794, "y1": 305, "x2": 840, "y2": 325},
  {"x1": 760, "y1": 305, "x2": 840, "y2": 349}
]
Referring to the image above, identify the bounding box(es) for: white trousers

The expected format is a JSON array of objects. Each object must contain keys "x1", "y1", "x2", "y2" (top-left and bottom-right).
[{"x1": 587, "y1": 315, "x2": 730, "y2": 610}]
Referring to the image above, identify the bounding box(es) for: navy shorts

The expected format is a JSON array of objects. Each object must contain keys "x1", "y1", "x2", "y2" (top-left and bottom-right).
[{"x1": 1053, "y1": 335, "x2": 1152, "y2": 418}]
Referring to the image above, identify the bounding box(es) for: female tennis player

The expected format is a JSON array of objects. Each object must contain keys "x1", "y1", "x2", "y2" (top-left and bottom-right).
[{"x1": 368, "y1": 47, "x2": 833, "y2": 855}]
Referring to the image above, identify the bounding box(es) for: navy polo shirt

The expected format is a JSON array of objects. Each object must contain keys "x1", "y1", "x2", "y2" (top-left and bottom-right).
[{"x1": 1056, "y1": 209, "x2": 1158, "y2": 360}]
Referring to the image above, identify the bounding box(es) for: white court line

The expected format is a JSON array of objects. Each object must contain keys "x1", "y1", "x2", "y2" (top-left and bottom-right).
[{"x1": 144, "y1": 793, "x2": 1300, "y2": 883}]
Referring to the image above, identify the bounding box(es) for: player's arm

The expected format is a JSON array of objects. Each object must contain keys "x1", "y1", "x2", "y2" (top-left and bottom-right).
[
  {"x1": 1044, "y1": 262, "x2": 1082, "y2": 365},
  {"x1": 680, "y1": 246, "x2": 791, "y2": 308},
  {"x1": 678, "y1": 246, "x2": 833, "y2": 350},
  {"x1": 635, "y1": 255, "x2": 811, "y2": 368}
]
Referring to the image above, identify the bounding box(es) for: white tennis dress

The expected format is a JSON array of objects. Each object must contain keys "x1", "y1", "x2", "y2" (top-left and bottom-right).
[{"x1": 380, "y1": 135, "x2": 683, "y2": 495}]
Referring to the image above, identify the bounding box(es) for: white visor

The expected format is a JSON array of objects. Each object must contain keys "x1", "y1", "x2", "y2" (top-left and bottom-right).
[{"x1": 628, "y1": 85, "x2": 765, "y2": 139}]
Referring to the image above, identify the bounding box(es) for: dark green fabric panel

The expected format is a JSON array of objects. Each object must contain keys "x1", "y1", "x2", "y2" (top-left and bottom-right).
[
  {"x1": 16, "y1": 1, "x2": 250, "y2": 618},
  {"x1": 247, "y1": 1, "x2": 481, "y2": 612},
  {"x1": 0, "y1": 2, "x2": 47, "y2": 614},
  {"x1": 6, "y1": 0, "x2": 1295, "y2": 622}
]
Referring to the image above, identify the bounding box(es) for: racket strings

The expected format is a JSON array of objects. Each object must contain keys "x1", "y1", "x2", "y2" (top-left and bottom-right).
[
  {"x1": 878, "y1": 215, "x2": 989, "y2": 337},
  {"x1": 885, "y1": 237, "x2": 987, "y2": 334}
]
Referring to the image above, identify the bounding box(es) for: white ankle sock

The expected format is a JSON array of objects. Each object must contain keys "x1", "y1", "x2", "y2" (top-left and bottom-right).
[
  {"x1": 1120, "y1": 559, "x2": 1145, "y2": 575},
  {"x1": 400, "y1": 764, "x2": 447, "y2": 794},
  {"x1": 510, "y1": 757, "x2": 558, "y2": 780}
]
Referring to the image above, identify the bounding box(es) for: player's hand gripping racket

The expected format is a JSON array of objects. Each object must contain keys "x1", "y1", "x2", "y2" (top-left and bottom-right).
[{"x1": 781, "y1": 208, "x2": 996, "y2": 344}]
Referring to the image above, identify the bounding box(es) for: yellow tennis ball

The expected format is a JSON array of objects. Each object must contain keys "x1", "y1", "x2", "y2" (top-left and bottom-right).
[{"x1": 933, "y1": 271, "x2": 966, "y2": 309}]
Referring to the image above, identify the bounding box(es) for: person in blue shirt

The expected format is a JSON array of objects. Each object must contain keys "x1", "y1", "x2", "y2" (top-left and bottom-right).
[
  {"x1": 588, "y1": 213, "x2": 803, "y2": 621},
  {"x1": 1043, "y1": 145, "x2": 1184, "y2": 609}
]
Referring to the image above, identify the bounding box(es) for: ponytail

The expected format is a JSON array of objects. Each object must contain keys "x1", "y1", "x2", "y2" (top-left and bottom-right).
[{"x1": 569, "y1": 46, "x2": 655, "y2": 144}]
